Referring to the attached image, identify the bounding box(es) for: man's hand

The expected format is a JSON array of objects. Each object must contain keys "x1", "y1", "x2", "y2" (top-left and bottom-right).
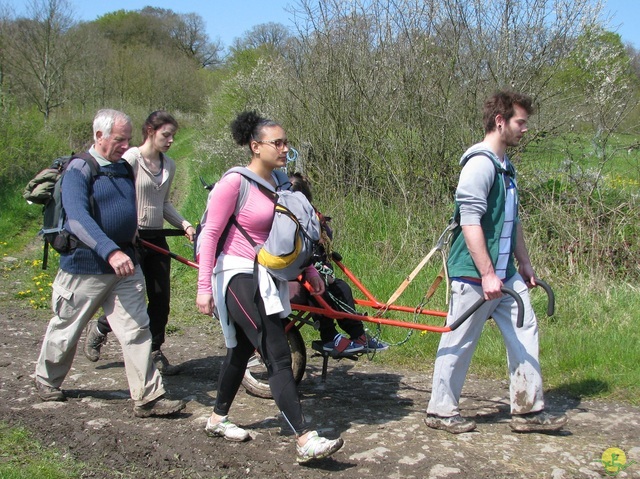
[
  {"x1": 518, "y1": 262, "x2": 536, "y2": 288},
  {"x1": 107, "y1": 250, "x2": 135, "y2": 277},
  {"x1": 481, "y1": 272, "x2": 503, "y2": 301}
]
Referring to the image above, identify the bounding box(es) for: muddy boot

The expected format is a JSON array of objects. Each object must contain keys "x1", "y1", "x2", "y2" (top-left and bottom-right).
[
  {"x1": 34, "y1": 379, "x2": 65, "y2": 402},
  {"x1": 424, "y1": 414, "x2": 477, "y2": 434},
  {"x1": 151, "y1": 349, "x2": 180, "y2": 375},
  {"x1": 510, "y1": 410, "x2": 568, "y2": 433},
  {"x1": 133, "y1": 396, "x2": 185, "y2": 418},
  {"x1": 84, "y1": 320, "x2": 107, "y2": 362}
]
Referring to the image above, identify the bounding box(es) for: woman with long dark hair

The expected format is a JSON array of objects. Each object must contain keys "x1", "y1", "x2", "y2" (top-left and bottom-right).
[{"x1": 85, "y1": 111, "x2": 195, "y2": 375}]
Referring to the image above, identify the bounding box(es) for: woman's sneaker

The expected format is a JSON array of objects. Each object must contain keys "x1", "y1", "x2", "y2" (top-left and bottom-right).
[
  {"x1": 323, "y1": 334, "x2": 364, "y2": 357},
  {"x1": 205, "y1": 416, "x2": 250, "y2": 442},
  {"x1": 296, "y1": 431, "x2": 344, "y2": 463}
]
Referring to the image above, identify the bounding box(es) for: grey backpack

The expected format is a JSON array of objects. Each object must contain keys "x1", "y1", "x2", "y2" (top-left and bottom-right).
[{"x1": 195, "y1": 167, "x2": 321, "y2": 281}]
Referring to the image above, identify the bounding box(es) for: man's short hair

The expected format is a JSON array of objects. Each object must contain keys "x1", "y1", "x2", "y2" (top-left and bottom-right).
[
  {"x1": 482, "y1": 91, "x2": 534, "y2": 133},
  {"x1": 93, "y1": 109, "x2": 131, "y2": 141}
]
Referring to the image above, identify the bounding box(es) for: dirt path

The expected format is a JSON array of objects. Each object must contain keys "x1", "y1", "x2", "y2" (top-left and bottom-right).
[{"x1": 1, "y1": 270, "x2": 639, "y2": 478}]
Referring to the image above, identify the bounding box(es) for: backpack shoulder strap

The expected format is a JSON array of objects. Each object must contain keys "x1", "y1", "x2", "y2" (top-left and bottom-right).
[
  {"x1": 463, "y1": 149, "x2": 514, "y2": 177},
  {"x1": 70, "y1": 152, "x2": 135, "y2": 182},
  {"x1": 71, "y1": 152, "x2": 100, "y2": 179},
  {"x1": 452, "y1": 149, "x2": 515, "y2": 225},
  {"x1": 225, "y1": 166, "x2": 283, "y2": 196},
  {"x1": 219, "y1": 167, "x2": 292, "y2": 253},
  {"x1": 272, "y1": 169, "x2": 291, "y2": 191},
  {"x1": 121, "y1": 160, "x2": 135, "y2": 181}
]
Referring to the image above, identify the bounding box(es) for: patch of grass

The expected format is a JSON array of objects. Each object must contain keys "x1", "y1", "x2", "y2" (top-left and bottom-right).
[
  {"x1": 1, "y1": 238, "x2": 56, "y2": 310},
  {"x1": 1, "y1": 182, "x2": 44, "y2": 254},
  {"x1": 0, "y1": 422, "x2": 82, "y2": 479}
]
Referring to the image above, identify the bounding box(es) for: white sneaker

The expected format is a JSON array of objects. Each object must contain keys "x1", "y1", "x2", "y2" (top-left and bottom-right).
[
  {"x1": 205, "y1": 416, "x2": 250, "y2": 442},
  {"x1": 296, "y1": 431, "x2": 344, "y2": 463}
]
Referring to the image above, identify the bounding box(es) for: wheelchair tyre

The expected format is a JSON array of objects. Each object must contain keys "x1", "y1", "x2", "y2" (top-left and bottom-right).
[{"x1": 242, "y1": 323, "x2": 307, "y2": 399}]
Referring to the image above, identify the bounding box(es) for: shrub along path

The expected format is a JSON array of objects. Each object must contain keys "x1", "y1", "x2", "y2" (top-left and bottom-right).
[{"x1": 0, "y1": 260, "x2": 639, "y2": 478}]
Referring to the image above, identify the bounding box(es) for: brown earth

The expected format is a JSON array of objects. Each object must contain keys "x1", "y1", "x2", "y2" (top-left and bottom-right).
[{"x1": 1, "y1": 260, "x2": 639, "y2": 479}]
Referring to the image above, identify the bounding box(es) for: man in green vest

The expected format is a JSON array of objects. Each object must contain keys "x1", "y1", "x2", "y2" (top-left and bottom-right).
[{"x1": 425, "y1": 91, "x2": 567, "y2": 434}]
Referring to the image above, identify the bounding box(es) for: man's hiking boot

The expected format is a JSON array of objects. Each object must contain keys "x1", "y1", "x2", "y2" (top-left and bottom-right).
[
  {"x1": 323, "y1": 334, "x2": 364, "y2": 357},
  {"x1": 35, "y1": 379, "x2": 65, "y2": 402},
  {"x1": 510, "y1": 410, "x2": 568, "y2": 433},
  {"x1": 424, "y1": 414, "x2": 477, "y2": 434},
  {"x1": 296, "y1": 431, "x2": 344, "y2": 463},
  {"x1": 133, "y1": 396, "x2": 185, "y2": 418},
  {"x1": 151, "y1": 349, "x2": 180, "y2": 375},
  {"x1": 205, "y1": 416, "x2": 250, "y2": 442},
  {"x1": 84, "y1": 321, "x2": 107, "y2": 362}
]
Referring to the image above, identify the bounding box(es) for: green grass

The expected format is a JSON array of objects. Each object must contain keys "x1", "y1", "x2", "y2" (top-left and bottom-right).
[
  {"x1": 0, "y1": 422, "x2": 82, "y2": 479},
  {"x1": 1, "y1": 180, "x2": 44, "y2": 253}
]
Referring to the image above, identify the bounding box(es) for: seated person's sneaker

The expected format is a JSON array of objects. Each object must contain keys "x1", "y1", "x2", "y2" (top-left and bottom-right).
[
  {"x1": 133, "y1": 396, "x2": 185, "y2": 418},
  {"x1": 510, "y1": 410, "x2": 567, "y2": 433},
  {"x1": 355, "y1": 334, "x2": 389, "y2": 352},
  {"x1": 424, "y1": 414, "x2": 476, "y2": 434},
  {"x1": 296, "y1": 431, "x2": 344, "y2": 463},
  {"x1": 323, "y1": 334, "x2": 364, "y2": 356},
  {"x1": 205, "y1": 416, "x2": 250, "y2": 442}
]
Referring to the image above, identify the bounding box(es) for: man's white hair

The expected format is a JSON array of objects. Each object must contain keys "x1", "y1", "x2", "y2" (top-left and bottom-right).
[{"x1": 93, "y1": 109, "x2": 131, "y2": 141}]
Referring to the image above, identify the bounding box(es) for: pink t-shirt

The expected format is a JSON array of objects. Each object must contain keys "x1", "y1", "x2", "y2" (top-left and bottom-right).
[{"x1": 197, "y1": 172, "x2": 275, "y2": 295}]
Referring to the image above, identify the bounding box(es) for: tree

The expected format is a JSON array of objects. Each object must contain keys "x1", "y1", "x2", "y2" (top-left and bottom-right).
[
  {"x1": 1, "y1": 0, "x2": 79, "y2": 119},
  {"x1": 547, "y1": 28, "x2": 639, "y2": 196},
  {"x1": 276, "y1": 0, "x2": 605, "y2": 205},
  {"x1": 93, "y1": 8, "x2": 170, "y2": 48},
  {"x1": 94, "y1": 7, "x2": 222, "y2": 69},
  {"x1": 167, "y1": 12, "x2": 223, "y2": 69},
  {"x1": 231, "y1": 22, "x2": 292, "y2": 56}
]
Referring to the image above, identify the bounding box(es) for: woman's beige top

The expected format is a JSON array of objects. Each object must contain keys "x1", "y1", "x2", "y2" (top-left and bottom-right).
[{"x1": 122, "y1": 147, "x2": 192, "y2": 231}]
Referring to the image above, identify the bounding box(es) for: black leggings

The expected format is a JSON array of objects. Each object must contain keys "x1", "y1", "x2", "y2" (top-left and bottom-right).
[
  {"x1": 291, "y1": 278, "x2": 364, "y2": 343},
  {"x1": 214, "y1": 274, "x2": 310, "y2": 435},
  {"x1": 317, "y1": 278, "x2": 364, "y2": 343},
  {"x1": 97, "y1": 235, "x2": 171, "y2": 351}
]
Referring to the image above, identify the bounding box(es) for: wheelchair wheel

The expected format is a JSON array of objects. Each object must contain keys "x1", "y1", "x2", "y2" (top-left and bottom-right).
[{"x1": 242, "y1": 323, "x2": 307, "y2": 399}]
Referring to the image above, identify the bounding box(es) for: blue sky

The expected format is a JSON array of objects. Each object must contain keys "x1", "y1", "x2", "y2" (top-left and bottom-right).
[{"x1": 4, "y1": 0, "x2": 640, "y2": 51}]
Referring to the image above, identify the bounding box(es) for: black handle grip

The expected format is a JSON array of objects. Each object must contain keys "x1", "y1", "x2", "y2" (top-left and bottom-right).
[
  {"x1": 449, "y1": 286, "x2": 525, "y2": 330},
  {"x1": 532, "y1": 278, "x2": 555, "y2": 317},
  {"x1": 138, "y1": 229, "x2": 186, "y2": 239}
]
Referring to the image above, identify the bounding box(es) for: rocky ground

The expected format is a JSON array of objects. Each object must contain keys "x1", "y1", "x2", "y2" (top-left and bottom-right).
[{"x1": 1, "y1": 260, "x2": 639, "y2": 478}]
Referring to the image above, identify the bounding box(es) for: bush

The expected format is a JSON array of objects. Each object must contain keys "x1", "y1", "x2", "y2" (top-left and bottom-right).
[{"x1": 0, "y1": 107, "x2": 88, "y2": 183}]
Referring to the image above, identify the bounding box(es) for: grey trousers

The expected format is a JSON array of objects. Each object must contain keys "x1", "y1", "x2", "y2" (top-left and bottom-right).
[
  {"x1": 427, "y1": 273, "x2": 545, "y2": 417},
  {"x1": 35, "y1": 267, "x2": 164, "y2": 406}
]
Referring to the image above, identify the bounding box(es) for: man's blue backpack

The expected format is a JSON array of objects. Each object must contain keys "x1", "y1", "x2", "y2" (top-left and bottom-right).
[{"x1": 23, "y1": 153, "x2": 133, "y2": 268}]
